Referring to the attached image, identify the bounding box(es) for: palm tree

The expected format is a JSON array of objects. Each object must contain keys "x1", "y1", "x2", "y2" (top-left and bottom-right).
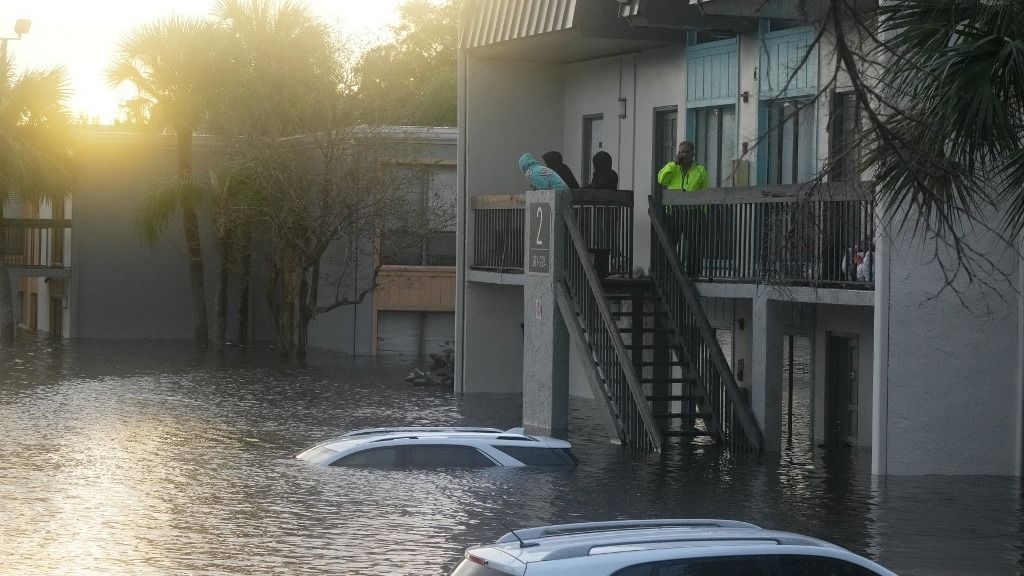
[
  {"x1": 212, "y1": 0, "x2": 342, "y2": 137},
  {"x1": 0, "y1": 50, "x2": 76, "y2": 346},
  {"x1": 855, "y1": 1, "x2": 1024, "y2": 235},
  {"x1": 107, "y1": 16, "x2": 227, "y2": 347},
  {"x1": 209, "y1": 0, "x2": 343, "y2": 350}
]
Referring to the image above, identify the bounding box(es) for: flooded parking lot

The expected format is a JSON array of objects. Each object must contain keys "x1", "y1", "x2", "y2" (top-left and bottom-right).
[{"x1": 0, "y1": 339, "x2": 1021, "y2": 575}]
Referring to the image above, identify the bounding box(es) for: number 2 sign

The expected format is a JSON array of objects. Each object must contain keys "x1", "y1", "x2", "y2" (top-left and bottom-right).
[{"x1": 528, "y1": 202, "x2": 551, "y2": 274}]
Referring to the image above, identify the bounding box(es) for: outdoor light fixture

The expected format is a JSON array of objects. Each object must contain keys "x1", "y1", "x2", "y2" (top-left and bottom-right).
[
  {"x1": 618, "y1": 97, "x2": 627, "y2": 119},
  {"x1": 1, "y1": 18, "x2": 30, "y2": 52}
]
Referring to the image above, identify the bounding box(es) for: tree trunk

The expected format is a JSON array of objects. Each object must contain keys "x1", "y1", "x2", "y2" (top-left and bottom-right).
[
  {"x1": 267, "y1": 251, "x2": 300, "y2": 359},
  {"x1": 265, "y1": 266, "x2": 284, "y2": 353},
  {"x1": 296, "y1": 271, "x2": 307, "y2": 360},
  {"x1": 178, "y1": 128, "x2": 209, "y2": 347},
  {"x1": 282, "y1": 267, "x2": 298, "y2": 358},
  {"x1": 237, "y1": 227, "x2": 252, "y2": 345},
  {"x1": 0, "y1": 219, "x2": 15, "y2": 346},
  {"x1": 296, "y1": 261, "x2": 320, "y2": 360},
  {"x1": 183, "y1": 205, "x2": 209, "y2": 347},
  {"x1": 212, "y1": 229, "x2": 232, "y2": 350}
]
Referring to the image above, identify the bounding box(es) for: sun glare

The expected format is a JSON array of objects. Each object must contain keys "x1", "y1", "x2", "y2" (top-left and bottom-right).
[{"x1": 1, "y1": 0, "x2": 417, "y2": 125}]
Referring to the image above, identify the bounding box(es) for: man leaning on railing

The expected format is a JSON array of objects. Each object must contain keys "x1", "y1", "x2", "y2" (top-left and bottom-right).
[{"x1": 657, "y1": 141, "x2": 709, "y2": 277}]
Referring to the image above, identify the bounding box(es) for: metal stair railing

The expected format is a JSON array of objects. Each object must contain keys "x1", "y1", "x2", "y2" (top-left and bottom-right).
[
  {"x1": 558, "y1": 205, "x2": 662, "y2": 453},
  {"x1": 648, "y1": 195, "x2": 763, "y2": 453}
]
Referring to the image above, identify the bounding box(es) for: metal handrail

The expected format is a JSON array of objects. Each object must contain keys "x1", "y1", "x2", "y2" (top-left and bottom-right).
[
  {"x1": 560, "y1": 204, "x2": 661, "y2": 453},
  {"x1": 470, "y1": 191, "x2": 634, "y2": 275},
  {"x1": 648, "y1": 195, "x2": 763, "y2": 453},
  {"x1": 658, "y1": 183, "x2": 875, "y2": 288},
  {"x1": 661, "y1": 181, "x2": 873, "y2": 206},
  {"x1": 2, "y1": 219, "x2": 71, "y2": 268}
]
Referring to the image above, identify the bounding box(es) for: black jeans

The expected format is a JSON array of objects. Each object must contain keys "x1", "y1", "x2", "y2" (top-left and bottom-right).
[{"x1": 668, "y1": 207, "x2": 706, "y2": 278}]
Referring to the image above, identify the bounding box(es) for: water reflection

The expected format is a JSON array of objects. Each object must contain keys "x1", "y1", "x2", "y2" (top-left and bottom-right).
[{"x1": 0, "y1": 339, "x2": 1021, "y2": 575}]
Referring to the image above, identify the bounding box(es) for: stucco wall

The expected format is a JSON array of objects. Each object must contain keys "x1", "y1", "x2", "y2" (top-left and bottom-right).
[
  {"x1": 71, "y1": 130, "x2": 451, "y2": 356},
  {"x1": 462, "y1": 57, "x2": 564, "y2": 195},
  {"x1": 633, "y1": 45, "x2": 686, "y2": 271},
  {"x1": 737, "y1": 32, "x2": 761, "y2": 183},
  {"x1": 563, "y1": 55, "x2": 636, "y2": 191},
  {"x1": 457, "y1": 56, "x2": 565, "y2": 393},
  {"x1": 461, "y1": 282, "x2": 524, "y2": 393},
  {"x1": 733, "y1": 298, "x2": 754, "y2": 392},
  {"x1": 71, "y1": 134, "x2": 225, "y2": 340},
  {"x1": 302, "y1": 257, "x2": 374, "y2": 354},
  {"x1": 878, "y1": 224, "x2": 1021, "y2": 475}
]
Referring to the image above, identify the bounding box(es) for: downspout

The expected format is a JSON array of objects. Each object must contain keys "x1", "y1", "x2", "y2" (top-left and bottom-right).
[{"x1": 454, "y1": 0, "x2": 470, "y2": 394}]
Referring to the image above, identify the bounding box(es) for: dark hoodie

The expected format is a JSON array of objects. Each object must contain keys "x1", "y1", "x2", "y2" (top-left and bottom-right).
[
  {"x1": 541, "y1": 151, "x2": 581, "y2": 189},
  {"x1": 587, "y1": 151, "x2": 618, "y2": 190}
]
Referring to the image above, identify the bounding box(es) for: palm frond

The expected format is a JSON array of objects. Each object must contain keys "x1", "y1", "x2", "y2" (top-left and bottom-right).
[
  {"x1": 107, "y1": 15, "x2": 226, "y2": 132},
  {"x1": 137, "y1": 178, "x2": 208, "y2": 247},
  {"x1": 861, "y1": 0, "x2": 1024, "y2": 238},
  {"x1": 0, "y1": 51, "x2": 76, "y2": 206}
]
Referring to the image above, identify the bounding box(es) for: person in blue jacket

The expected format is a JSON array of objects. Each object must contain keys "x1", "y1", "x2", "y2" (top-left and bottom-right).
[{"x1": 519, "y1": 153, "x2": 568, "y2": 191}]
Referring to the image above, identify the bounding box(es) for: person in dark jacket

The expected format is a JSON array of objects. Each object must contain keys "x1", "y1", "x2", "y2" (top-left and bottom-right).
[
  {"x1": 587, "y1": 151, "x2": 618, "y2": 190},
  {"x1": 541, "y1": 151, "x2": 580, "y2": 189}
]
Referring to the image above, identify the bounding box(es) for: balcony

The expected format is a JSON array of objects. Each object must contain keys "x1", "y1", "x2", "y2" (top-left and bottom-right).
[
  {"x1": 469, "y1": 183, "x2": 875, "y2": 292},
  {"x1": 3, "y1": 219, "x2": 72, "y2": 270},
  {"x1": 469, "y1": 189, "x2": 634, "y2": 280},
  {"x1": 658, "y1": 182, "x2": 874, "y2": 290}
]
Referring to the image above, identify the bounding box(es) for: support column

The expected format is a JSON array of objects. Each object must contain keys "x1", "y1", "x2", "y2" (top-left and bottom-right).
[
  {"x1": 751, "y1": 293, "x2": 784, "y2": 451},
  {"x1": 872, "y1": 213, "x2": 891, "y2": 475},
  {"x1": 522, "y1": 190, "x2": 570, "y2": 438}
]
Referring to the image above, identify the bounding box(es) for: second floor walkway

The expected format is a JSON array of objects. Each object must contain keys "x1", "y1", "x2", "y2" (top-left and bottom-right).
[
  {"x1": 3, "y1": 218, "x2": 72, "y2": 276},
  {"x1": 468, "y1": 182, "x2": 875, "y2": 304}
]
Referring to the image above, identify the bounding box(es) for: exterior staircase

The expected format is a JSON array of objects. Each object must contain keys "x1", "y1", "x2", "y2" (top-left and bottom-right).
[
  {"x1": 556, "y1": 196, "x2": 762, "y2": 453},
  {"x1": 601, "y1": 277, "x2": 721, "y2": 444}
]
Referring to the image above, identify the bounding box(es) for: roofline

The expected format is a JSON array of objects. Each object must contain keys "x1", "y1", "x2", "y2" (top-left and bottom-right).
[{"x1": 77, "y1": 125, "x2": 456, "y2": 150}]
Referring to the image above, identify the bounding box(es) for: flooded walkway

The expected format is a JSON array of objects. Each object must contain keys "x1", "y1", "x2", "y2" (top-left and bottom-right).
[{"x1": 0, "y1": 339, "x2": 1020, "y2": 575}]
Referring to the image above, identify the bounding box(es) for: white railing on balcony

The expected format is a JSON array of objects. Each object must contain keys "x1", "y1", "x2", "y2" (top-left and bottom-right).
[
  {"x1": 3, "y1": 219, "x2": 72, "y2": 269},
  {"x1": 658, "y1": 182, "x2": 875, "y2": 289}
]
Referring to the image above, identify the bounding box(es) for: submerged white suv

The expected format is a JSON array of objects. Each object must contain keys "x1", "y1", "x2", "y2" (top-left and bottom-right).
[
  {"x1": 450, "y1": 519, "x2": 897, "y2": 575},
  {"x1": 296, "y1": 427, "x2": 577, "y2": 468}
]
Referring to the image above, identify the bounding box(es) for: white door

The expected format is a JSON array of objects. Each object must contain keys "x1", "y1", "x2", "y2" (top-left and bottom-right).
[{"x1": 582, "y1": 115, "x2": 604, "y2": 184}]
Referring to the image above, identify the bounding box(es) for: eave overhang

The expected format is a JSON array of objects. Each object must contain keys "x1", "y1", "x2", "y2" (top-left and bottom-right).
[{"x1": 461, "y1": 0, "x2": 680, "y2": 63}]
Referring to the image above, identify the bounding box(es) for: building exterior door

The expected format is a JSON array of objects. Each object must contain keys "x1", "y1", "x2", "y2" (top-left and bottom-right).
[
  {"x1": 826, "y1": 334, "x2": 858, "y2": 445},
  {"x1": 582, "y1": 114, "x2": 604, "y2": 185},
  {"x1": 49, "y1": 296, "x2": 63, "y2": 338},
  {"x1": 653, "y1": 106, "x2": 678, "y2": 194}
]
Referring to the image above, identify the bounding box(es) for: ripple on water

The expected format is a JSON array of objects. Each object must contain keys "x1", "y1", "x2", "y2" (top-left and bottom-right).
[{"x1": 0, "y1": 339, "x2": 1021, "y2": 575}]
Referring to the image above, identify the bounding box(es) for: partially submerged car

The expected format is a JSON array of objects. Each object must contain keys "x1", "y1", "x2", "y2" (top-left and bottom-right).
[
  {"x1": 450, "y1": 519, "x2": 898, "y2": 575},
  {"x1": 296, "y1": 427, "x2": 577, "y2": 469}
]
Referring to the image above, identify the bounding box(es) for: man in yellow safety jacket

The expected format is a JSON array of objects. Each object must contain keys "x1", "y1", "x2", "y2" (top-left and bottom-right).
[{"x1": 657, "y1": 141, "x2": 709, "y2": 277}]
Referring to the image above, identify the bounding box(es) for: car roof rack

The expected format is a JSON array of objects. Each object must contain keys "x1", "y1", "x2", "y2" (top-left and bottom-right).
[
  {"x1": 342, "y1": 426, "x2": 504, "y2": 437},
  {"x1": 492, "y1": 427, "x2": 538, "y2": 441},
  {"x1": 496, "y1": 519, "x2": 761, "y2": 543}
]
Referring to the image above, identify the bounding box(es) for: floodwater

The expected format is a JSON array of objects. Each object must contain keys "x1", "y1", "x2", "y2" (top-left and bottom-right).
[{"x1": 0, "y1": 338, "x2": 1021, "y2": 576}]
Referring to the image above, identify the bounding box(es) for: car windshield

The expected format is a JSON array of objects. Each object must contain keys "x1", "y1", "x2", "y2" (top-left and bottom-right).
[
  {"x1": 331, "y1": 444, "x2": 496, "y2": 469},
  {"x1": 493, "y1": 446, "x2": 577, "y2": 466}
]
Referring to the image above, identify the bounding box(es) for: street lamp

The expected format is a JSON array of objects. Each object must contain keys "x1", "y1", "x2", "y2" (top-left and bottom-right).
[{"x1": 1, "y1": 19, "x2": 31, "y2": 54}]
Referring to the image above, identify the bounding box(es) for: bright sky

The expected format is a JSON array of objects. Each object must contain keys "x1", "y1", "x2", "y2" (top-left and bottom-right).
[{"x1": 0, "y1": 0, "x2": 413, "y2": 124}]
